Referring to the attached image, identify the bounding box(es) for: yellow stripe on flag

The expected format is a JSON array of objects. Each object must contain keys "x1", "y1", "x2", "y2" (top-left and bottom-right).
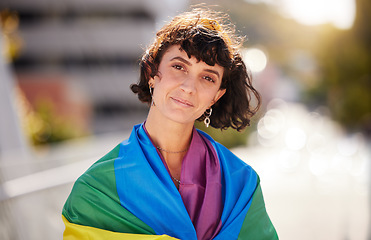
[{"x1": 62, "y1": 216, "x2": 179, "y2": 240}]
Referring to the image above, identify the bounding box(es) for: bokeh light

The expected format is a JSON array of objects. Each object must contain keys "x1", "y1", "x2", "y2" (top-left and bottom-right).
[
  {"x1": 279, "y1": 0, "x2": 356, "y2": 29},
  {"x1": 285, "y1": 127, "x2": 307, "y2": 150},
  {"x1": 242, "y1": 48, "x2": 268, "y2": 73}
]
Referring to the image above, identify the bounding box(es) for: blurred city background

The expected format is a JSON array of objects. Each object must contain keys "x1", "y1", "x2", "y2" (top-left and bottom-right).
[{"x1": 0, "y1": 0, "x2": 370, "y2": 239}]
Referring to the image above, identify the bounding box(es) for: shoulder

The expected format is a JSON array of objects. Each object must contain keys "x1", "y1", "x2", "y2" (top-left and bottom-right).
[
  {"x1": 62, "y1": 142, "x2": 125, "y2": 225},
  {"x1": 196, "y1": 129, "x2": 258, "y2": 180},
  {"x1": 196, "y1": 129, "x2": 254, "y2": 168},
  {"x1": 64, "y1": 142, "x2": 123, "y2": 200},
  {"x1": 80, "y1": 143, "x2": 123, "y2": 178}
]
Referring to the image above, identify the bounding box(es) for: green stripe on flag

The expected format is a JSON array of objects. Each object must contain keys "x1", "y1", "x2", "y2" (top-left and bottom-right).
[
  {"x1": 237, "y1": 181, "x2": 278, "y2": 240},
  {"x1": 62, "y1": 144, "x2": 155, "y2": 235}
]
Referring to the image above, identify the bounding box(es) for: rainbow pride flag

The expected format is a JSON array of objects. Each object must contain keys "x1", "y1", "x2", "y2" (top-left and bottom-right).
[{"x1": 62, "y1": 124, "x2": 278, "y2": 239}]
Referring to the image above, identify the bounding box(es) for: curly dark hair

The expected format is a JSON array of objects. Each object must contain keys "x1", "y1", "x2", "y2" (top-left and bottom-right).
[{"x1": 131, "y1": 8, "x2": 261, "y2": 131}]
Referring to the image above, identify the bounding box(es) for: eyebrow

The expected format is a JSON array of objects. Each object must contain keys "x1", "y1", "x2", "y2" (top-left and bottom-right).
[
  {"x1": 204, "y1": 69, "x2": 221, "y2": 79},
  {"x1": 170, "y1": 56, "x2": 192, "y2": 66},
  {"x1": 170, "y1": 56, "x2": 221, "y2": 79}
]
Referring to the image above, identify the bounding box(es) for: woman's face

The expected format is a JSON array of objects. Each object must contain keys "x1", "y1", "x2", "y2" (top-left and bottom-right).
[{"x1": 148, "y1": 45, "x2": 226, "y2": 126}]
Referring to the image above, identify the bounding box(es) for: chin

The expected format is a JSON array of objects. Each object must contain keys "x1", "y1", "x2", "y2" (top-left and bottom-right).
[{"x1": 167, "y1": 116, "x2": 196, "y2": 126}]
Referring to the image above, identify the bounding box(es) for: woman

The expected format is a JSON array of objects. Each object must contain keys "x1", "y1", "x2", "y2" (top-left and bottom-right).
[{"x1": 62, "y1": 8, "x2": 278, "y2": 240}]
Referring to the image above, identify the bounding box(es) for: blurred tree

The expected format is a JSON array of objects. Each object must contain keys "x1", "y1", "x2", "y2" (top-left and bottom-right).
[
  {"x1": 308, "y1": 0, "x2": 371, "y2": 136},
  {"x1": 192, "y1": 0, "x2": 371, "y2": 137},
  {"x1": 0, "y1": 9, "x2": 23, "y2": 62},
  {"x1": 188, "y1": 0, "x2": 324, "y2": 146}
]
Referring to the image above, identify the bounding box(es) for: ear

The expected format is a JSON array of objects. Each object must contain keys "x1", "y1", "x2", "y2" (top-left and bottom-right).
[
  {"x1": 210, "y1": 89, "x2": 226, "y2": 107},
  {"x1": 148, "y1": 75, "x2": 160, "y2": 87},
  {"x1": 148, "y1": 77, "x2": 155, "y2": 88}
]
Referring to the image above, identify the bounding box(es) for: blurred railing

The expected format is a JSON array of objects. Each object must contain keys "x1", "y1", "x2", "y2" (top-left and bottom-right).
[{"x1": 0, "y1": 130, "x2": 129, "y2": 239}]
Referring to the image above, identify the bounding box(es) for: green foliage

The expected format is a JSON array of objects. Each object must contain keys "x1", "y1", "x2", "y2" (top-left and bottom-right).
[
  {"x1": 193, "y1": 0, "x2": 371, "y2": 135},
  {"x1": 308, "y1": 4, "x2": 371, "y2": 134},
  {"x1": 194, "y1": 121, "x2": 251, "y2": 148},
  {"x1": 25, "y1": 99, "x2": 87, "y2": 145}
]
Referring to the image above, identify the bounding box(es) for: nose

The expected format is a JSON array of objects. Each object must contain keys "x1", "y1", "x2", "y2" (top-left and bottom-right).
[{"x1": 180, "y1": 74, "x2": 196, "y2": 94}]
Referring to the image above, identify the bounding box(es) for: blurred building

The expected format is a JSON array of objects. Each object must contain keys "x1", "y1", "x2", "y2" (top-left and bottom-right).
[
  {"x1": 1, "y1": 1, "x2": 188, "y2": 239},
  {"x1": 1, "y1": 0, "x2": 188, "y2": 134}
]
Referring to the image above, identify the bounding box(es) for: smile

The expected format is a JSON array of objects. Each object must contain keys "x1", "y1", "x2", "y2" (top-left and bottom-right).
[{"x1": 170, "y1": 97, "x2": 194, "y2": 107}]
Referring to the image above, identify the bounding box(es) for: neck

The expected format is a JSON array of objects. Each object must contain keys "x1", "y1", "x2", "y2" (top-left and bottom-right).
[
  {"x1": 144, "y1": 107, "x2": 194, "y2": 176},
  {"x1": 145, "y1": 109, "x2": 193, "y2": 153}
]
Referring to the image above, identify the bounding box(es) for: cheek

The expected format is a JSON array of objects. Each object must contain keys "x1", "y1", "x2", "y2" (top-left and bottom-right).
[
  {"x1": 199, "y1": 91, "x2": 217, "y2": 107},
  {"x1": 154, "y1": 77, "x2": 177, "y2": 98},
  {"x1": 167, "y1": 69, "x2": 185, "y2": 82}
]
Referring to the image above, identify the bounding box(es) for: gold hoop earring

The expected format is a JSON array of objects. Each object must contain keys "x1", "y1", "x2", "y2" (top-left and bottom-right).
[{"x1": 204, "y1": 108, "x2": 212, "y2": 127}]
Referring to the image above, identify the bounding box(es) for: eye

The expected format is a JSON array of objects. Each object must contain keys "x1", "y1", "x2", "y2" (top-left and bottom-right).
[
  {"x1": 203, "y1": 75, "x2": 215, "y2": 83},
  {"x1": 172, "y1": 64, "x2": 185, "y2": 71}
]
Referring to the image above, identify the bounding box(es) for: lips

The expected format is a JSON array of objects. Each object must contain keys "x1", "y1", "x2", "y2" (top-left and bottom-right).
[{"x1": 171, "y1": 97, "x2": 194, "y2": 107}]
